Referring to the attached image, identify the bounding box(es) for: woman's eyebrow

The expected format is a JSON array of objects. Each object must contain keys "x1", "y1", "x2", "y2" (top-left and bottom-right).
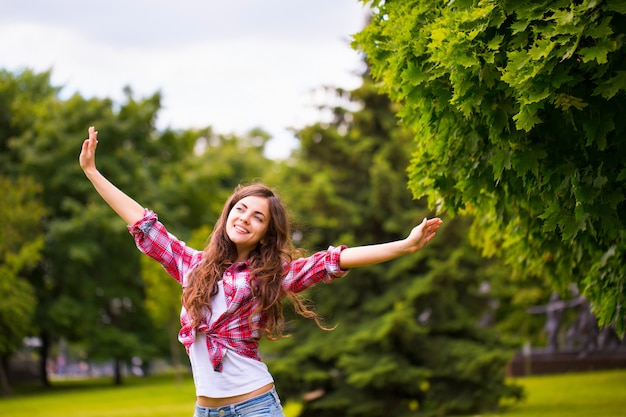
[{"x1": 239, "y1": 202, "x2": 267, "y2": 219}]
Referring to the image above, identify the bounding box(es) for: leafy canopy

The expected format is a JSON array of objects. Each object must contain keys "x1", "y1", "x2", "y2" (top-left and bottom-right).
[{"x1": 354, "y1": 0, "x2": 626, "y2": 334}]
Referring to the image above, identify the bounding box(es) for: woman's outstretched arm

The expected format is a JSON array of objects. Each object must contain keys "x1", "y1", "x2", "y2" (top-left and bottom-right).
[
  {"x1": 79, "y1": 126, "x2": 145, "y2": 225},
  {"x1": 339, "y1": 217, "x2": 443, "y2": 270}
]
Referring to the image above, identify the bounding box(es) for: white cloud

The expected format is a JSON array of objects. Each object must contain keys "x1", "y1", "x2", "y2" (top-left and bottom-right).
[{"x1": 0, "y1": 1, "x2": 369, "y2": 158}]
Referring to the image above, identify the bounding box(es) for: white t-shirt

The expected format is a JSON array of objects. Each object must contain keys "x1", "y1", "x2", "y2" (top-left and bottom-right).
[{"x1": 188, "y1": 281, "x2": 274, "y2": 397}]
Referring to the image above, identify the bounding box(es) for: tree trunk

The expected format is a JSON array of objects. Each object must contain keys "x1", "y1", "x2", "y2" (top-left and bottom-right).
[
  {"x1": 113, "y1": 358, "x2": 123, "y2": 385},
  {"x1": 39, "y1": 331, "x2": 50, "y2": 387},
  {"x1": 0, "y1": 355, "x2": 12, "y2": 396}
]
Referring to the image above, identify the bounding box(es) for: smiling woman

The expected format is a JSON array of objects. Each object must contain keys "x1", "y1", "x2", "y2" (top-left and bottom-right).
[{"x1": 78, "y1": 126, "x2": 442, "y2": 416}]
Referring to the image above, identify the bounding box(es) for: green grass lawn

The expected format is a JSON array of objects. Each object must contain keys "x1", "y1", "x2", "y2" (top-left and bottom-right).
[
  {"x1": 488, "y1": 369, "x2": 626, "y2": 417},
  {"x1": 1, "y1": 369, "x2": 625, "y2": 417},
  {"x1": 1, "y1": 374, "x2": 196, "y2": 417},
  {"x1": 0, "y1": 374, "x2": 302, "y2": 417}
]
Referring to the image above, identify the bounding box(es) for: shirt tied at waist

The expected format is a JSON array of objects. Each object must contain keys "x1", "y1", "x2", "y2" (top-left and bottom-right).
[{"x1": 197, "y1": 325, "x2": 261, "y2": 372}]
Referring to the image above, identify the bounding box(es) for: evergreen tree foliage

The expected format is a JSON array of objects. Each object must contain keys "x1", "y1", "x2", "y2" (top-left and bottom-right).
[
  {"x1": 354, "y1": 0, "x2": 626, "y2": 334},
  {"x1": 264, "y1": 75, "x2": 521, "y2": 416}
]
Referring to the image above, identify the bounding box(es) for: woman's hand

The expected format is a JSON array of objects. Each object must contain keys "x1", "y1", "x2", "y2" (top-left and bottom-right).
[
  {"x1": 79, "y1": 126, "x2": 99, "y2": 173},
  {"x1": 403, "y1": 217, "x2": 443, "y2": 253},
  {"x1": 78, "y1": 126, "x2": 145, "y2": 225}
]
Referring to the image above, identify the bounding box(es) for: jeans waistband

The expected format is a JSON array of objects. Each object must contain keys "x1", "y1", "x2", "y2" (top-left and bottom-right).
[{"x1": 195, "y1": 388, "x2": 280, "y2": 416}]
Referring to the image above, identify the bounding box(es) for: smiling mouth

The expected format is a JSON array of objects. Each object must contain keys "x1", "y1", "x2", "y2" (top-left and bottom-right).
[{"x1": 234, "y1": 225, "x2": 249, "y2": 234}]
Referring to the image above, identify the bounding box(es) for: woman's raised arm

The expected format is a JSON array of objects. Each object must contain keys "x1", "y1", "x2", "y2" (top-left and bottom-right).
[
  {"x1": 339, "y1": 217, "x2": 442, "y2": 270},
  {"x1": 79, "y1": 126, "x2": 145, "y2": 225}
]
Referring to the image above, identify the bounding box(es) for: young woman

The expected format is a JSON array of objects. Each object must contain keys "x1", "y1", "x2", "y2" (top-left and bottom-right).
[{"x1": 79, "y1": 126, "x2": 442, "y2": 417}]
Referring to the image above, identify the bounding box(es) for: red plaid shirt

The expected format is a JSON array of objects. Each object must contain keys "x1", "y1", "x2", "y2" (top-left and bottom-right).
[{"x1": 128, "y1": 209, "x2": 348, "y2": 372}]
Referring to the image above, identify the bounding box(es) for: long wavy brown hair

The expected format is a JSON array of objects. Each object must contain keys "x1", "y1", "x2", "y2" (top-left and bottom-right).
[{"x1": 181, "y1": 183, "x2": 326, "y2": 340}]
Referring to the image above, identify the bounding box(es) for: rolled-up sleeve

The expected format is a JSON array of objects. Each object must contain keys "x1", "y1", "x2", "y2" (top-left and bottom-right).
[
  {"x1": 128, "y1": 209, "x2": 202, "y2": 285},
  {"x1": 282, "y1": 245, "x2": 350, "y2": 293}
]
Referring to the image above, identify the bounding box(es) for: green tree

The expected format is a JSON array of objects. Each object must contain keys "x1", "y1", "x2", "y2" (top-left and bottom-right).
[
  {"x1": 264, "y1": 75, "x2": 520, "y2": 416},
  {"x1": 0, "y1": 69, "x2": 168, "y2": 385},
  {"x1": 354, "y1": 0, "x2": 626, "y2": 333},
  {"x1": 0, "y1": 176, "x2": 46, "y2": 395}
]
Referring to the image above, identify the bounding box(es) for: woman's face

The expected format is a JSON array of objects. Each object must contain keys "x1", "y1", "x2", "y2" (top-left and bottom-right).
[{"x1": 226, "y1": 195, "x2": 271, "y2": 261}]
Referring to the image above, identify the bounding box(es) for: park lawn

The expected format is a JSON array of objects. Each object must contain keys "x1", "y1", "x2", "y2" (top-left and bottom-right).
[
  {"x1": 0, "y1": 374, "x2": 301, "y2": 417},
  {"x1": 0, "y1": 369, "x2": 625, "y2": 417},
  {"x1": 488, "y1": 369, "x2": 626, "y2": 417},
  {"x1": 1, "y1": 374, "x2": 196, "y2": 417}
]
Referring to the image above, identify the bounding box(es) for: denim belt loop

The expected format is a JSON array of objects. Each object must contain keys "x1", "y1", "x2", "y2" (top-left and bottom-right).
[{"x1": 269, "y1": 387, "x2": 281, "y2": 405}]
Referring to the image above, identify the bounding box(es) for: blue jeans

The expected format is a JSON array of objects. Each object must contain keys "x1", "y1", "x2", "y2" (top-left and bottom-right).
[{"x1": 193, "y1": 388, "x2": 285, "y2": 417}]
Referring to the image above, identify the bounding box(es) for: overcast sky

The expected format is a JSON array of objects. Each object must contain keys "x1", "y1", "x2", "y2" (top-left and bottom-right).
[{"x1": 0, "y1": 0, "x2": 370, "y2": 158}]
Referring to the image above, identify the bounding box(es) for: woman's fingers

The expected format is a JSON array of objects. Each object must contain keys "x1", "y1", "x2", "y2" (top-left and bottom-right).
[
  {"x1": 79, "y1": 127, "x2": 99, "y2": 170},
  {"x1": 88, "y1": 126, "x2": 98, "y2": 144}
]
